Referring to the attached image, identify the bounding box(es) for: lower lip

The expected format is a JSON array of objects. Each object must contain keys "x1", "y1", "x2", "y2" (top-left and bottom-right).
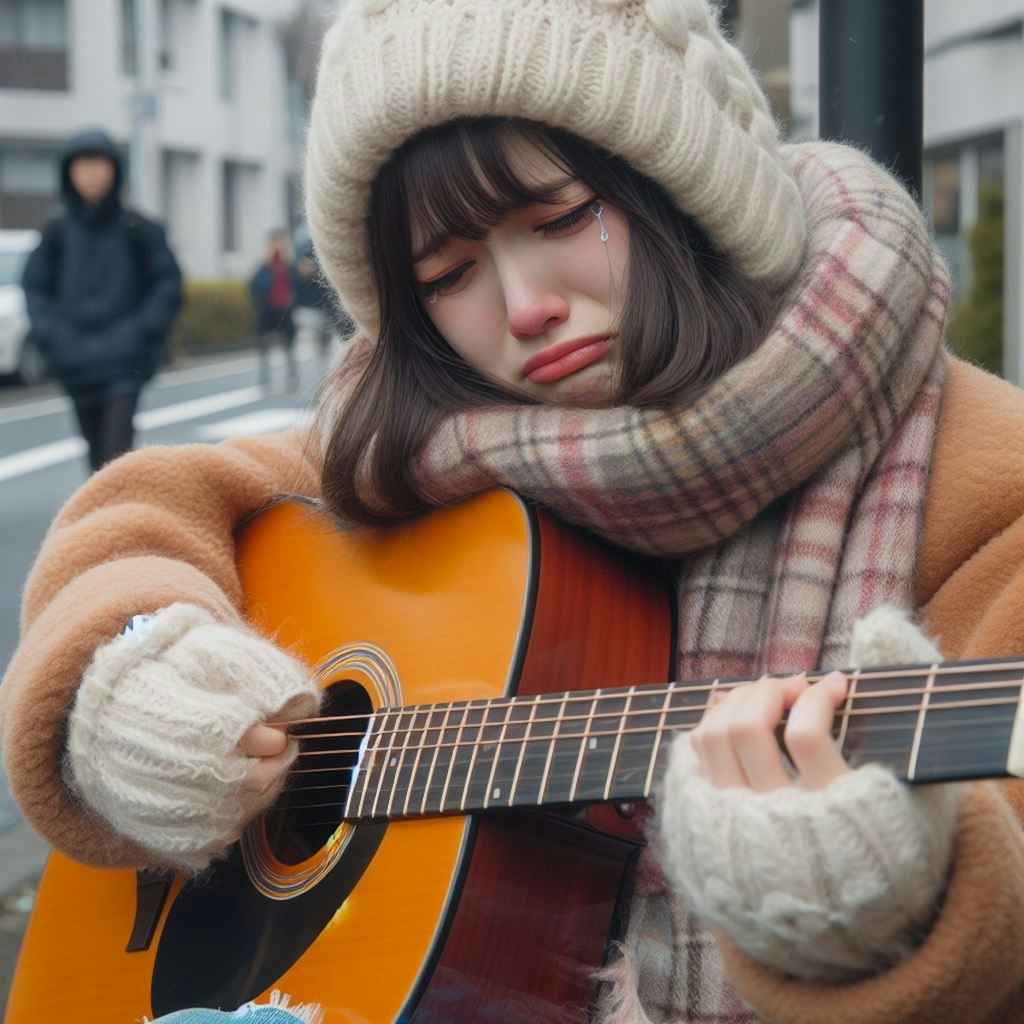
[{"x1": 526, "y1": 338, "x2": 612, "y2": 384}]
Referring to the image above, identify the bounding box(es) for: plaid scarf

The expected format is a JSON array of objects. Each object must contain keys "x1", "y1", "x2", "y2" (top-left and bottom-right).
[{"x1": 330, "y1": 142, "x2": 950, "y2": 1021}]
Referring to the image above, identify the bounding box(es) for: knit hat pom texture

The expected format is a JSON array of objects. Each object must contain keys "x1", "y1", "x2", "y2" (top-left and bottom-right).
[{"x1": 305, "y1": 0, "x2": 806, "y2": 336}]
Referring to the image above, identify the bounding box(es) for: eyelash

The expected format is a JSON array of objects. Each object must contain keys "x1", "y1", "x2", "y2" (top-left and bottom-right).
[{"x1": 420, "y1": 198, "x2": 601, "y2": 302}]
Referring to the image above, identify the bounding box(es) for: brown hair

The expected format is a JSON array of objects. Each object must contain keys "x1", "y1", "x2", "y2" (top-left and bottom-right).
[{"x1": 321, "y1": 118, "x2": 780, "y2": 525}]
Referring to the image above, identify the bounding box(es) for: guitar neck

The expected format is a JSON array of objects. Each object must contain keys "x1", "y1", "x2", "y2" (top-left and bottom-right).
[{"x1": 343, "y1": 657, "x2": 1024, "y2": 823}]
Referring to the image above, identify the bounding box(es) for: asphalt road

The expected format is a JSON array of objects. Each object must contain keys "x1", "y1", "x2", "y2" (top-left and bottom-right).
[{"x1": 0, "y1": 337, "x2": 335, "y2": 1012}]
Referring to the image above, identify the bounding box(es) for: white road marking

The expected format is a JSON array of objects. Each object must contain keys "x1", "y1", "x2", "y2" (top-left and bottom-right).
[
  {"x1": 0, "y1": 437, "x2": 86, "y2": 482},
  {"x1": 135, "y1": 387, "x2": 264, "y2": 430},
  {"x1": 196, "y1": 407, "x2": 310, "y2": 440},
  {"x1": 0, "y1": 386, "x2": 268, "y2": 481}
]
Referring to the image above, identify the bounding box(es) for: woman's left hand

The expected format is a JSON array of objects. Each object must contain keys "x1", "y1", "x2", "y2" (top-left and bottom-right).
[
  {"x1": 689, "y1": 670, "x2": 850, "y2": 792},
  {"x1": 655, "y1": 671, "x2": 961, "y2": 984}
]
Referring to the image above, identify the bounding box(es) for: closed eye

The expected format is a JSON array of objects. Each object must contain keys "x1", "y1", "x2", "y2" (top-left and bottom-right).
[
  {"x1": 537, "y1": 199, "x2": 601, "y2": 237},
  {"x1": 421, "y1": 261, "x2": 474, "y2": 302}
]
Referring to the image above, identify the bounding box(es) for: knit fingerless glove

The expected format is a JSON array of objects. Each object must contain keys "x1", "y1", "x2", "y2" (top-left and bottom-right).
[
  {"x1": 655, "y1": 740, "x2": 960, "y2": 982},
  {"x1": 655, "y1": 606, "x2": 961, "y2": 982},
  {"x1": 65, "y1": 603, "x2": 320, "y2": 871}
]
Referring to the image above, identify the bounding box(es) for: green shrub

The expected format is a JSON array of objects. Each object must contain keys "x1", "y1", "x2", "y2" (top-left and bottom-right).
[
  {"x1": 170, "y1": 278, "x2": 254, "y2": 356},
  {"x1": 948, "y1": 183, "x2": 1004, "y2": 375}
]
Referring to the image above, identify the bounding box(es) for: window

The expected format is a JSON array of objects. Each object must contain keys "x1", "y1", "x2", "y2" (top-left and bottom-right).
[
  {"x1": 0, "y1": 0, "x2": 67, "y2": 48},
  {"x1": 0, "y1": 0, "x2": 68, "y2": 88},
  {"x1": 0, "y1": 148, "x2": 60, "y2": 229},
  {"x1": 219, "y1": 7, "x2": 256, "y2": 101}
]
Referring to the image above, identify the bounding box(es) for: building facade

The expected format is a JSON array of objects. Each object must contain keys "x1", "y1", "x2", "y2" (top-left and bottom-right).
[
  {"x1": 790, "y1": 0, "x2": 1023, "y2": 385},
  {"x1": 0, "y1": 0, "x2": 304, "y2": 279}
]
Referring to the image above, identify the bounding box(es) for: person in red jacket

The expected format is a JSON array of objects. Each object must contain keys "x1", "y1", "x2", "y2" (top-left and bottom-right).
[{"x1": 249, "y1": 230, "x2": 299, "y2": 391}]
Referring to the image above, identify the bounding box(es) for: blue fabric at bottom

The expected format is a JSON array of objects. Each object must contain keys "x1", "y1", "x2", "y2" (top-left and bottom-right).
[{"x1": 149, "y1": 1008, "x2": 307, "y2": 1024}]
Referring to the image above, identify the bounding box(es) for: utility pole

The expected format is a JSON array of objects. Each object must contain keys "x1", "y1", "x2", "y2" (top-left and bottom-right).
[
  {"x1": 819, "y1": 0, "x2": 924, "y2": 200},
  {"x1": 128, "y1": 0, "x2": 159, "y2": 213}
]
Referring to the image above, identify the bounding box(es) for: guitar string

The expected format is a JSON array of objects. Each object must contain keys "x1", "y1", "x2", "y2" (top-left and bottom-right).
[
  {"x1": 287, "y1": 690, "x2": 1024, "y2": 760},
  {"x1": 277, "y1": 662, "x2": 1024, "y2": 736},
  {"x1": 268, "y1": 711, "x2": 1014, "y2": 833},
  {"x1": 266, "y1": 704, "x2": 1020, "y2": 825}
]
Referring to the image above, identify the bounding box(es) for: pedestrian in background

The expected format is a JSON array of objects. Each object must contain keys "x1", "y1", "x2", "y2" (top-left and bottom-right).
[
  {"x1": 250, "y1": 230, "x2": 299, "y2": 391},
  {"x1": 21, "y1": 128, "x2": 183, "y2": 473}
]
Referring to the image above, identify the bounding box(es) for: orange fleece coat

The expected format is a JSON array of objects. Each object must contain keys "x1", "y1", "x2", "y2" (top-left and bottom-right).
[{"x1": 2, "y1": 357, "x2": 1024, "y2": 1023}]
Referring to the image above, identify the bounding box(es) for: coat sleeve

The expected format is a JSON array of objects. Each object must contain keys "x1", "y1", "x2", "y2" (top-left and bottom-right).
[
  {"x1": 20, "y1": 221, "x2": 62, "y2": 349},
  {"x1": 717, "y1": 358, "x2": 1024, "y2": 1024},
  {"x1": 0, "y1": 427, "x2": 323, "y2": 867},
  {"x1": 137, "y1": 219, "x2": 183, "y2": 340}
]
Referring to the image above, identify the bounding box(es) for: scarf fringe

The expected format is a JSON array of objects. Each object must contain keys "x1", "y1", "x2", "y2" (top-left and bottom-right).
[
  {"x1": 265, "y1": 990, "x2": 325, "y2": 1024},
  {"x1": 593, "y1": 944, "x2": 658, "y2": 1024},
  {"x1": 141, "y1": 992, "x2": 324, "y2": 1024}
]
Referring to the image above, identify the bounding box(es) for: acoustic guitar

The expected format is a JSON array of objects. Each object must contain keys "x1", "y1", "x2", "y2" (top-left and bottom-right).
[{"x1": 6, "y1": 490, "x2": 1024, "y2": 1023}]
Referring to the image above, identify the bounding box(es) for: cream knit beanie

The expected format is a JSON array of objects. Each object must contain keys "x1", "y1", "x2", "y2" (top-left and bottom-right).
[{"x1": 305, "y1": 0, "x2": 807, "y2": 337}]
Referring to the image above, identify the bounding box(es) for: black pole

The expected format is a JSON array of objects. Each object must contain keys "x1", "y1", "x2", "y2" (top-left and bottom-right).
[{"x1": 819, "y1": 0, "x2": 924, "y2": 199}]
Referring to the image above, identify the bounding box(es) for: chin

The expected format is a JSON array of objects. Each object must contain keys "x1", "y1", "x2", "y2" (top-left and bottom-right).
[{"x1": 550, "y1": 367, "x2": 616, "y2": 407}]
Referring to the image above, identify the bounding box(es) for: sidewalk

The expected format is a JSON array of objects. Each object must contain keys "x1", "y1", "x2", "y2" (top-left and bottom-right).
[{"x1": 0, "y1": 822, "x2": 48, "y2": 1013}]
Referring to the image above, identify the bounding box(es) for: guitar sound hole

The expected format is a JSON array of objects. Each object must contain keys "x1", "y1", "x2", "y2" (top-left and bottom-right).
[{"x1": 263, "y1": 680, "x2": 371, "y2": 865}]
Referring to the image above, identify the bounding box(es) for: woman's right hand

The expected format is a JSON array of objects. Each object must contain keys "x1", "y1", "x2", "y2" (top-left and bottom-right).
[{"x1": 65, "y1": 603, "x2": 320, "y2": 871}]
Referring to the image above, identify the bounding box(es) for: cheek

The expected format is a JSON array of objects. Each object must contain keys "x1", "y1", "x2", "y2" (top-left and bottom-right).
[
  {"x1": 429, "y1": 299, "x2": 504, "y2": 370},
  {"x1": 563, "y1": 212, "x2": 630, "y2": 302}
]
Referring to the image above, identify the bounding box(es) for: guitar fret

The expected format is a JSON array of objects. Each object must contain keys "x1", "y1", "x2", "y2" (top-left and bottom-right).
[
  {"x1": 405, "y1": 705, "x2": 443, "y2": 816},
  {"x1": 507, "y1": 694, "x2": 541, "y2": 807},
  {"x1": 603, "y1": 687, "x2": 635, "y2": 801},
  {"x1": 419, "y1": 703, "x2": 455, "y2": 815},
  {"x1": 436, "y1": 702, "x2": 469, "y2": 814},
  {"x1": 568, "y1": 696, "x2": 600, "y2": 802},
  {"x1": 907, "y1": 664, "x2": 937, "y2": 782},
  {"x1": 537, "y1": 693, "x2": 570, "y2": 805},
  {"x1": 641, "y1": 685, "x2": 674, "y2": 797},
  {"x1": 456, "y1": 704, "x2": 488, "y2": 812},
  {"x1": 508, "y1": 695, "x2": 560, "y2": 807},
  {"x1": 482, "y1": 701, "x2": 514, "y2": 810},
  {"x1": 444, "y1": 704, "x2": 483, "y2": 814},
  {"x1": 384, "y1": 710, "x2": 418, "y2": 819},
  {"x1": 369, "y1": 710, "x2": 402, "y2": 819},
  {"x1": 463, "y1": 702, "x2": 508, "y2": 810}
]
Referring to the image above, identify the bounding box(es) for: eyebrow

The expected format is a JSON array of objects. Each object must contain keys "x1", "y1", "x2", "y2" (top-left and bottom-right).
[{"x1": 410, "y1": 173, "x2": 578, "y2": 263}]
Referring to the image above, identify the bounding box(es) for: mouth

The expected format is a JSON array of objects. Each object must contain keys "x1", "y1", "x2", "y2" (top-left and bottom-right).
[{"x1": 522, "y1": 334, "x2": 614, "y2": 385}]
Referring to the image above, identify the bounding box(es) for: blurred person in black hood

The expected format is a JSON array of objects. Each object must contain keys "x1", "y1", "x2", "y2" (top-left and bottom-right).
[{"x1": 22, "y1": 129, "x2": 183, "y2": 472}]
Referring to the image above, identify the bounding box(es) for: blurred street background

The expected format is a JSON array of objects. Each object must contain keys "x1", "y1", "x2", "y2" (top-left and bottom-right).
[{"x1": 1, "y1": 0, "x2": 1023, "y2": 1012}]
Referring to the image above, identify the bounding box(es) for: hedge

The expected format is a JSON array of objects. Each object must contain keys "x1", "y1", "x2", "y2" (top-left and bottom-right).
[
  {"x1": 948, "y1": 183, "x2": 1004, "y2": 376},
  {"x1": 170, "y1": 278, "x2": 255, "y2": 356}
]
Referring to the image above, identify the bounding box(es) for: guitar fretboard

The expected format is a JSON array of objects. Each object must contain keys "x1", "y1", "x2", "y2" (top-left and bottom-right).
[{"x1": 341, "y1": 659, "x2": 1024, "y2": 823}]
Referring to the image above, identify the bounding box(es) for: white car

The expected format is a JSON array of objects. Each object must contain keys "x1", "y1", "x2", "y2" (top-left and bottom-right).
[{"x1": 0, "y1": 229, "x2": 47, "y2": 384}]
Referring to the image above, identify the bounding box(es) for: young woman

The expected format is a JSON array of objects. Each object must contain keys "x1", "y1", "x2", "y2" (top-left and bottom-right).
[{"x1": 3, "y1": 2, "x2": 1024, "y2": 1022}]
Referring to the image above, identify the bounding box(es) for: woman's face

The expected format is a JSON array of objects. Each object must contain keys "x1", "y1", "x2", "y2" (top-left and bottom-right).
[{"x1": 411, "y1": 138, "x2": 630, "y2": 406}]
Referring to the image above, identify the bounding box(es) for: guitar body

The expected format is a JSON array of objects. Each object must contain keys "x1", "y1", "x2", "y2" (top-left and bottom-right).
[{"x1": 7, "y1": 491, "x2": 674, "y2": 1023}]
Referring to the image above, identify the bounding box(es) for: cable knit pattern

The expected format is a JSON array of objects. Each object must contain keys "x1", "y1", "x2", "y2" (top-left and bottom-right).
[
  {"x1": 656, "y1": 745, "x2": 960, "y2": 982},
  {"x1": 649, "y1": 605, "x2": 960, "y2": 987},
  {"x1": 66, "y1": 603, "x2": 320, "y2": 870},
  {"x1": 305, "y1": 0, "x2": 806, "y2": 336}
]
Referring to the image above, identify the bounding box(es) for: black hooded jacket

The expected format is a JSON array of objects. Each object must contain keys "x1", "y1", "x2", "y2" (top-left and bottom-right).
[{"x1": 21, "y1": 129, "x2": 183, "y2": 393}]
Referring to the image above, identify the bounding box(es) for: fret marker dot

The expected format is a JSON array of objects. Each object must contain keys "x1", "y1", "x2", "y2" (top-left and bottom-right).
[
  {"x1": 390, "y1": 757, "x2": 398, "y2": 767},
  {"x1": 589, "y1": 738, "x2": 598, "y2": 751},
  {"x1": 492, "y1": 787, "x2": 501, "y2": 800}
]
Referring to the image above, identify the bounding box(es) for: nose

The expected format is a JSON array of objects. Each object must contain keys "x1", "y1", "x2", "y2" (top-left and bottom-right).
[{"x1": 501, "y1": 259, "x2": 570, "y2": 340}]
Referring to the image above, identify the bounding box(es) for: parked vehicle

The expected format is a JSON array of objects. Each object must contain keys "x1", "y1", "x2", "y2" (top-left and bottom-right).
[{"x1": 0, "y1": 229, "x2": 47, "y2": 384}]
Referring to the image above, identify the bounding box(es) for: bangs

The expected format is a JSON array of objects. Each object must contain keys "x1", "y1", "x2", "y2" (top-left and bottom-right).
[{"x1": 396, "y1": 120, "x2": 575, "y2": 261}]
